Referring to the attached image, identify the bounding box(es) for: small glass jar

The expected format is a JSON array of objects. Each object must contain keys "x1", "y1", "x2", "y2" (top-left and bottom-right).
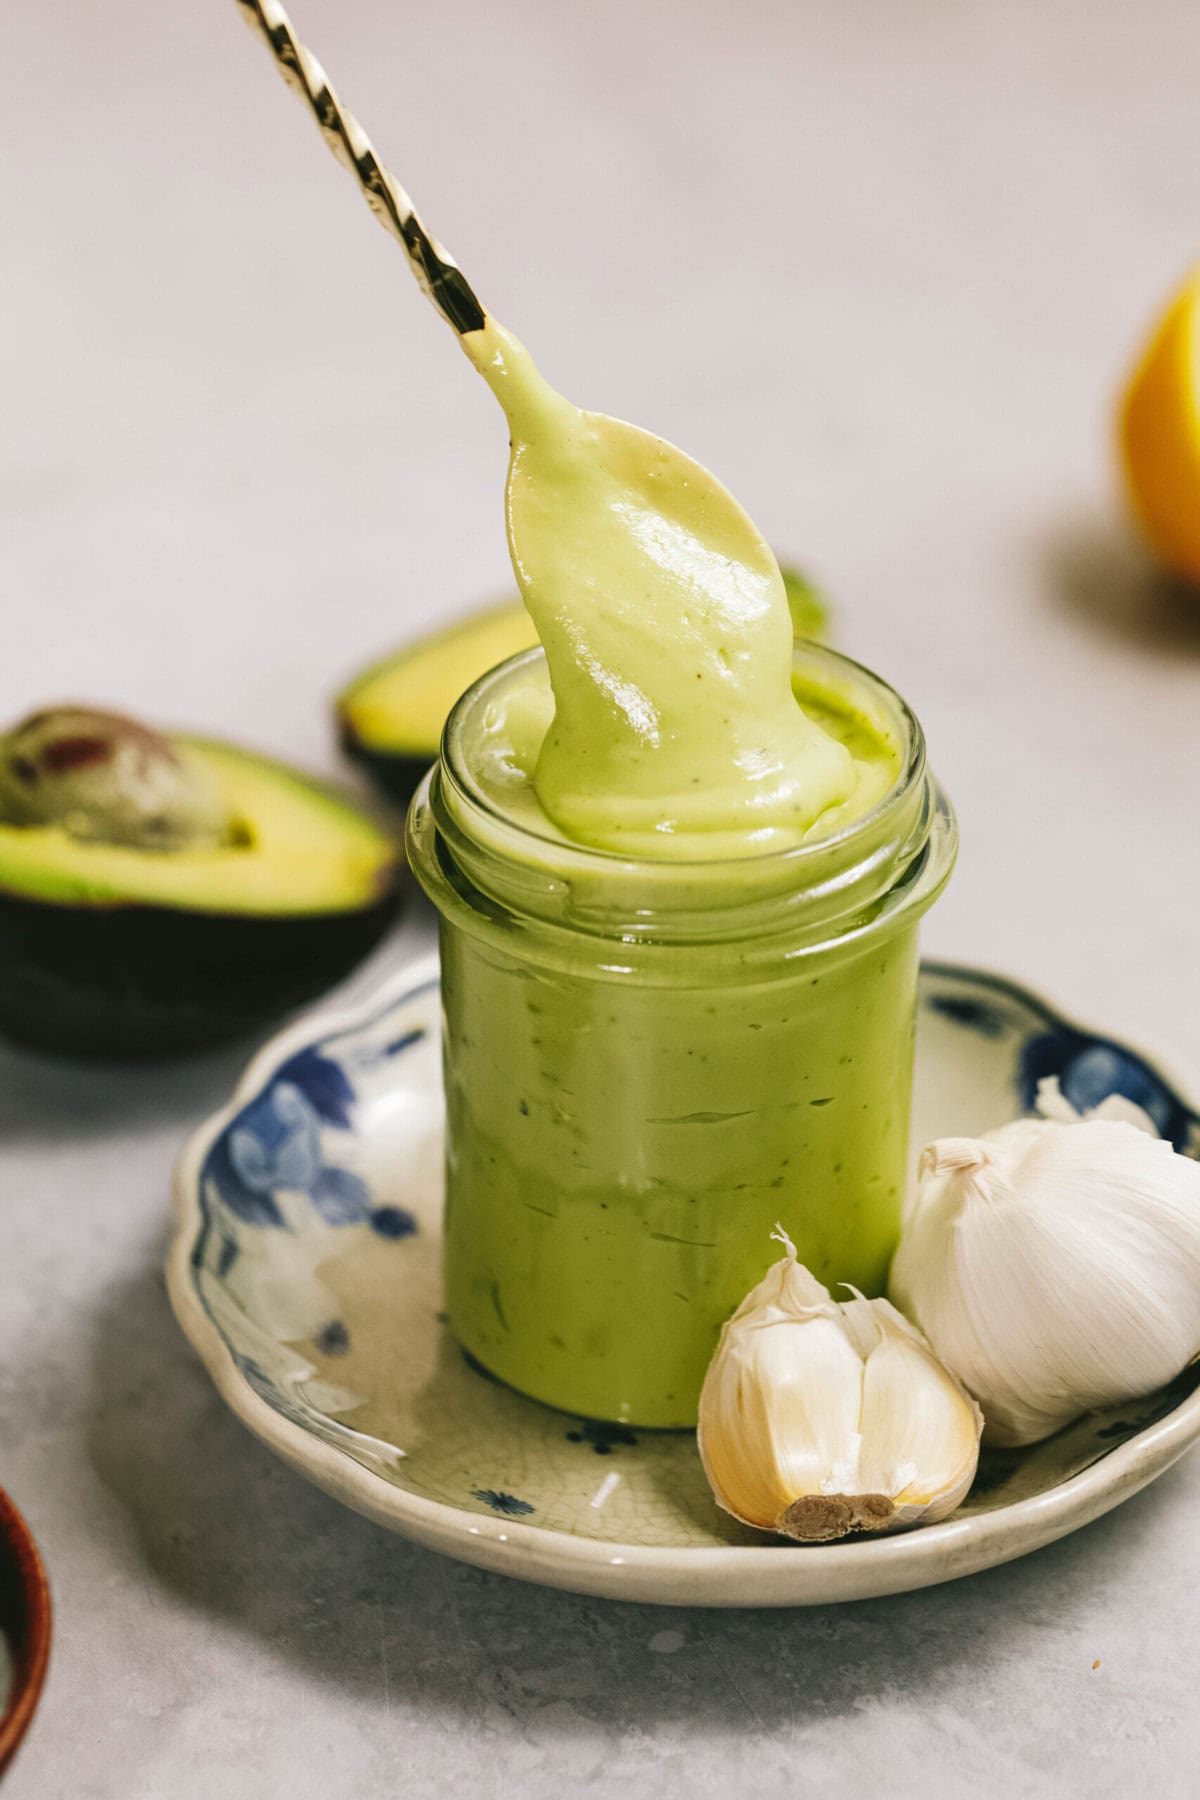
[{"x1": 407, "y1": 643, "x2": 956, "y2": 1427}]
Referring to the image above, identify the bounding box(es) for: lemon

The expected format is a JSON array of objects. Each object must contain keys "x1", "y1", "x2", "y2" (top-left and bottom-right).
[{"x1": 1119, "y1": 265, "x2": 1200, "y2": 584}]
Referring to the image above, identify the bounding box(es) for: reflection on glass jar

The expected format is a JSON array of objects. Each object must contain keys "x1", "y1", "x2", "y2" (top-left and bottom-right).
[{"x1": 407, "y1": 644, "x2": 956, "y2": 1427}]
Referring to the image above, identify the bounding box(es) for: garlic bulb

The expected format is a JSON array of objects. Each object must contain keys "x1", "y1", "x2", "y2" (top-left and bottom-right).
[
  {"x1": 890, "y1": 1116, "x2": 1200, "y2": 1447},
  {"x1": 698, "y1": 1232, "x2": 983, "y2": 1541}
]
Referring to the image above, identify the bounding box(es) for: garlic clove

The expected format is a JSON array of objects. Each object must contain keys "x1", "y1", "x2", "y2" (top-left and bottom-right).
[
  {"x1": 854, "y1": 1299, "x2": 984, "y2": 1525},
  {"x1": 699, "y1": 1276, "x2": 864, "y2": 1536},
  {"x1": 892, "y1": 1118, "x2": 1200, "y2": 1446},
  {"x1": 698, "y1": 1232, "x2": 983, "y2": 1542}
]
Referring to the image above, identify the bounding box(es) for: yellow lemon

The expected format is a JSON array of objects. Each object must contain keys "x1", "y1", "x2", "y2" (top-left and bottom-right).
[{"x1": 1119, "y1": 265, "x2": 1200, "y2": 584}]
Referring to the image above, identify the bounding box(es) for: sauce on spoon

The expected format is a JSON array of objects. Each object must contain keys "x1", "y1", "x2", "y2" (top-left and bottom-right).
[{"x1": 461, "y1": 320, "x2": 855, "y2": 858}]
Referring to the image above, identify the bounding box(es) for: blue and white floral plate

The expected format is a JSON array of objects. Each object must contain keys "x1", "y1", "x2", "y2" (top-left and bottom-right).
[{"x1": 167, "y1": 955, "x2": 1200, "y2": 1607}]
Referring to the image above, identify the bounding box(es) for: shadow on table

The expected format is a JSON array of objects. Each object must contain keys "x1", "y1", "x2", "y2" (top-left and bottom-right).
[
  {"x1": 0, "y1": 918, "x2": 429, "y2": 1150},
  {"x1": 0, "y1": 1036, "x2": 249, "y2": 1149},
  {"x1": 1041, "y1": 513, "x2": 1200, "y2": 658},
  {"x1": 84, "y1": 1239, "x2": 1184, "y2": 1742}
]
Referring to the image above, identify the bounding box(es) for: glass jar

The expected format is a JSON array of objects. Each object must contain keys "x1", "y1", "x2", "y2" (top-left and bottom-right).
[{"x1": 407, "y1": 643, "x2": 956, "y2": 1427}]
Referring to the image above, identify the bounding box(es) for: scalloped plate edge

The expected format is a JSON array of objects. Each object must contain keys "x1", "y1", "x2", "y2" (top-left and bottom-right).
[{"x1": 166, "y1": 956, "x2": 1200, "y2": 1607}]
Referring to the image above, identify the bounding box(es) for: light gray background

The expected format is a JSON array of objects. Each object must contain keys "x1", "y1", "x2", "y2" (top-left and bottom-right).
[{"x1": 3, "y1": 1, "x2": 1199, "y2": 1794}]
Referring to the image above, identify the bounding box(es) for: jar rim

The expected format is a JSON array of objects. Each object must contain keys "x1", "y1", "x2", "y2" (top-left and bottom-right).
[{"x1": 438, "y1": 640, "x2": 926, "y2": 878}]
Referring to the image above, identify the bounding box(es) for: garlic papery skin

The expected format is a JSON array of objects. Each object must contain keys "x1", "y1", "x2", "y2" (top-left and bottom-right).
[
  {"x1": 697, "y1": 1233, "x2": 983, "y2": 1542},
  {"x1": 890, "y1": 1119, "x2": 1200, "y2": 1448}
]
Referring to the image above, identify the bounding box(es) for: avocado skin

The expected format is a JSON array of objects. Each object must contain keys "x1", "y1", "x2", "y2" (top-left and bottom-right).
[
  {"x1": 0, "y1": 882, "x2": 401, "y2": 1058},
  {"x1": 337, "y1": 717, "x2": 432, "y2": 812}
]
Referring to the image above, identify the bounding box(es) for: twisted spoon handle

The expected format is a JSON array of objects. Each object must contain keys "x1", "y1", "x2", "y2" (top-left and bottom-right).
[{"x1": 235, "y1": 0, "x2": 487, "y2": 336}]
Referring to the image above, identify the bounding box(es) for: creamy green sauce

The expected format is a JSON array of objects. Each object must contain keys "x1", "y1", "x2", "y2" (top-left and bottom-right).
[
  {"x1": 461, "y1": 320, "x2": 861, "y2": 856},
  {"x1": 416, "y1": 315, "x2": 928, "y2": 1426},
  {"x1": 463, "y1": 655, "x2": 901, "y2": 857}
]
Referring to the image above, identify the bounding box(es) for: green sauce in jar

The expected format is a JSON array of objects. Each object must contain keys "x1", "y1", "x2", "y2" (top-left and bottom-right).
[
  {"x1": 409, "y1": 644, "x2": 955, "y2": 1425},
  {"x1": 406, "y1": 314, "x2": 956, "y2": 1423}
]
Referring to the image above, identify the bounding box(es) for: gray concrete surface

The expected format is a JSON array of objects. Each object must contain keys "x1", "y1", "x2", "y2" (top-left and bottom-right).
[{"x1": 4, "y1": 0, "x2": 1200, "y2": 1793}]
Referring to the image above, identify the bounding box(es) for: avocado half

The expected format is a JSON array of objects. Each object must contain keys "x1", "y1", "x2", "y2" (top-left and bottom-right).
[
  {"x1": 337, "y1": 602, "x2": 539, "y2": 807},
  {"x1": 0, "y1": 729, "x2": 402, "y2": 1057},
  {"x1": 336, "y1": 567, "x2": 830, "y2": 808}
]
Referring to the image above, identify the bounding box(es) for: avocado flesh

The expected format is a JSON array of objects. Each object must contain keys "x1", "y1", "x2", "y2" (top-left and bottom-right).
[
  {"x1": 338, "y1": 603, "x2": 538, "y2": 806},
  {"x1": 0, "y1": 737, "x2": 402, "y2": 1057},
  {"x1": 780, "y1": 565, "x2": 830, "y2": 643},
  {"x1": 337, "y1": 569, "x2": 828, "y2": 807},
  {"x1": 0, "y1": 738, "x2": 394, "y2": 913}
]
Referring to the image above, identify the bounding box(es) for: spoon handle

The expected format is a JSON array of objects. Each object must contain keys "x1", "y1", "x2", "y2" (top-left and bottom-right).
[{"x1": 235, "y1": 0, "x2": 487, "y2": 336}]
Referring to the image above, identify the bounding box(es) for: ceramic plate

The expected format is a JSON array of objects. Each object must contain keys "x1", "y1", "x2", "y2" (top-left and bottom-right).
[
  {"x1": 0, "y1": 1487, "x2": 52, "y2": 1776},
  {"x1": 168, "y1": 955, "x2": 1200, "y2": 1607}
]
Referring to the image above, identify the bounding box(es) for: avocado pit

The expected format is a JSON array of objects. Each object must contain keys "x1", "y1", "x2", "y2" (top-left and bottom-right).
[
  {"x1": 0, "y1": 706, "x2": 231, "y2": 851},
  {"x1": 0, "y1": 705, "x2": 403, "y2": 1056}
]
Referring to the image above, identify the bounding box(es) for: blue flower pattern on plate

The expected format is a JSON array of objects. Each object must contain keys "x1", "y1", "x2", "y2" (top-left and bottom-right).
[
  {"x1": 316, "y1": 1320, "x2": 351, "y2": 1357},
  {"x1": 182, "y1": 966, "x2": 1200, "y2": 1541},
  {"x1": 282, "y1": 1046, "x2": 357, "y2": 1129},
  {"x1": 371, "y1": 1206, "x2": 418, "y2": 1239},
  {"x1": 203, "y1": 1046, "x2": 380, "y2": 1230},
  {"x1": 472, "y1": 1490, "x2": 535, "y2": 1517},
  {"x1": 186, "y1": 984, "x2": 442, "y2": 1483},
  {"x1": 1019, "y1": 1028, "x2": 1192, "y2": 1151},
  {"x1": 926, "y1": 993, "x2": 1008, "y2": 1038}
]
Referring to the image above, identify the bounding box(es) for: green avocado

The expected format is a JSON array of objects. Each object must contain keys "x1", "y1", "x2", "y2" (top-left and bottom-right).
[
  {"x1": 779, "y1": 564, "x2": 831, "y2": 643},
  {"x1": 0, "y1": 709, "x2": 402, "y2": 1056},
  {"x1": 337, "y1": 602, "x2": 539, "y2": 806},
  {"x1": 336, "y1": 566, "x2": 831, "y2": 807}
]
